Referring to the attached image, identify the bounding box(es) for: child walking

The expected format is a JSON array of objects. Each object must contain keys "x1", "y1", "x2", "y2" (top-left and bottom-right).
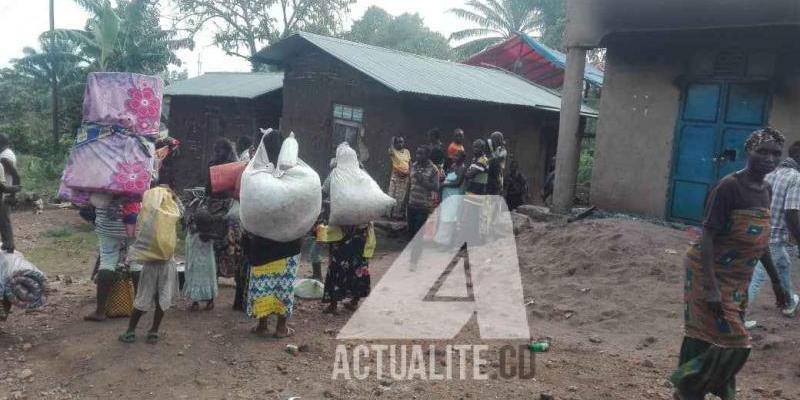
[
  {"x1": 183, "y1": 209, "x2": 218, "y2": 311},
  {"x1": 119, "y1": 179, "x2": 182, "y2": 345}
]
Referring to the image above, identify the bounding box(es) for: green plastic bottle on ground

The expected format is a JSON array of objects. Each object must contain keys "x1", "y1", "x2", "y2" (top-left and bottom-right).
[{"x1": 529, "y1": 341, "x2": 550, "y2": 353}]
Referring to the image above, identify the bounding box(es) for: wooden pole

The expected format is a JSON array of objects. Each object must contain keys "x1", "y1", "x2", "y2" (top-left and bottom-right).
[
  {"x1": 551, "y1": 47, "x2": 587, "y2": 214},
  {"x1": 50, "y1": 0, "x2": 59, "y2": 146}
]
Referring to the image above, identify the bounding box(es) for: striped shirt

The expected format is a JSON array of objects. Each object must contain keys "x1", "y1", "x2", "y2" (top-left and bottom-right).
[
  {"x1": 767, "y1": 158, "x2": 800, "y2": 244},
  {"x1": 408, "y1": 161, "x2": 439, "y2": 211},
  {"x1": 95, "y1": 206, "x2": 127, "y2": 239}
]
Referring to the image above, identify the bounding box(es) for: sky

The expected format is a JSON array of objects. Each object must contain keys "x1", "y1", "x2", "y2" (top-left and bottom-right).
[{"x1": 0, "y1": 0, "x2": 469, "y2": 77}]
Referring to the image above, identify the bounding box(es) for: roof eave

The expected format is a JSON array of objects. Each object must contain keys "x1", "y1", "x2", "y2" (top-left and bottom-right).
[
  {"x1": 399, "y1": 91, "x2": 598, "y2": 118},
  {"x1": 164, "y1": 88, "x2": 282, "y2": 100}
]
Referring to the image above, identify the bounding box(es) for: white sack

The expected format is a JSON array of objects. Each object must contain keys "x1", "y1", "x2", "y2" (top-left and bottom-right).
[
  {"x1": 240, "y1": 131, "x2": 322, "y2": 242},
  {"x1": 329, "y1": 143, "x2": 395, "y2": 225}
]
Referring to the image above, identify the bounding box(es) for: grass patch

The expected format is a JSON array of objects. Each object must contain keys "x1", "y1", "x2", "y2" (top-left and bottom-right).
[
  {"x1": 25, "y1": 224, "x2": 97, "y2": 278},
  {"x1": 44, "y1": 226, "x2": 76, "y2": 238}
]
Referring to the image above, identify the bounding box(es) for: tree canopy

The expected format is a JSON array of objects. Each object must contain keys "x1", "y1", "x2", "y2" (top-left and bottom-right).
[
  {"x1": 173, "y1": 0, "x2": 355, "y2": 70},
  {"x1": 449, "y1": 0, "x2": 566, "y2": 59},
  {"x1": 56, "y1": 0, "x2": 191, "y2": 74},
  {"x1": 344, "y1": 6, "x2": 452, "y2": 60},
  {"x1": 1, "y1": 0, "x2": 189, "y2": 155}
]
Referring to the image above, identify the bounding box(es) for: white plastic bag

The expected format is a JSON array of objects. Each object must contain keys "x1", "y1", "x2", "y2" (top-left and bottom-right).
[
  {"x1": 294, "y1": 279, "x2": 324, "y2": 299},
  {"x1": 329, "y1": 143, "x2": 395, "y2": 225},
  {"x1": 239, "y1": 131, "x2": 322, "y2": 242}
]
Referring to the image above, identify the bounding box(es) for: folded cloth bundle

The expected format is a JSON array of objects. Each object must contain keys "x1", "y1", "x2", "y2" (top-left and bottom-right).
[
  {"x1": 82, "y1": 72, "x2": 164, "y2": 135},
  {"x1": 62, "y1": 132, "x2": 155, "y2": 199},
  {"x1": 58, "y1": 172, "x2": 91, "y2": 206}
]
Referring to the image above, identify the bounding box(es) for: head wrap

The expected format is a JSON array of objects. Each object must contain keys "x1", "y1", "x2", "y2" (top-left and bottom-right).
[
  {"x1": 745, "y1": 128, "x2": 785, "y2": 152},
  {"x1": 153, "y1": 137, "x2": 181, "y2": 186}
]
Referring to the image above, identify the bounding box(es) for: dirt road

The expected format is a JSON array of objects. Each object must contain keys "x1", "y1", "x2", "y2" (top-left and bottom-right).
[{"x1": 0, "y1": 209, "x2": 798, "y2": 400}]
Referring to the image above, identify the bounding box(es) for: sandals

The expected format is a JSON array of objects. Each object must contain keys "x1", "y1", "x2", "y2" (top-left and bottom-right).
[
  {"x1": 205, "y1": 301, "x2": 215, "y2": 311},
  {"x1": 119, "y1": 331, "x2": 160, "y2": 344},
  {"x1": 118, "y1": 331, "x2": 136, "y2": 343},
  {"x1": 146, "y1": 332, "x2": 160, "y2": 345}
]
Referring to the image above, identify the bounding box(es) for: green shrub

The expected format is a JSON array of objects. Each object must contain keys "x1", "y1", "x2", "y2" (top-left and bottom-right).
[
  {"x1": 17, "y1": 153, "x2": 66, "y2": 198},
  {"x1": 577, "y1": 147, "x2": 594, "y2": 184}
]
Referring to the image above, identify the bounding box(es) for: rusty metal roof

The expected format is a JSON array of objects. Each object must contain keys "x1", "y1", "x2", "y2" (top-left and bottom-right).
[
  {"x1": 255, "y1": 32, "x2": 597, "y2": 117},
  {"x1": 164, "y1": 72, "x2": 283, "y2": 99}
]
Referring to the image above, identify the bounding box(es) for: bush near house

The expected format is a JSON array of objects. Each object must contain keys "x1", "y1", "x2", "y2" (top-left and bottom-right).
[
  {"x1": 17, "y1": 153, "x2": 65, "y2": 200},
  {"x1": 577, "y1": 140, "x2": 594, "y2": 184}
]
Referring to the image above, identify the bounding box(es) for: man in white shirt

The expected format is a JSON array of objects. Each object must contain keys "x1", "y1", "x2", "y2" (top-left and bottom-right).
[
  {"x1": 0, "y1": 133, "x2": 20, "y2": 321},
  {"x1": 0, "y1": 133, "x2": 20, "y2": 254}
]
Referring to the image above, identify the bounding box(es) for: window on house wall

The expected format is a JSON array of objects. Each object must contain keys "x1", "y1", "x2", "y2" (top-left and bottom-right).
[
  {"x1": 333, "y1": 104, "x2": 364, "y2": 123},
  {"x1": 332, "y1": 104, "x2": 369, "y2": 162}
]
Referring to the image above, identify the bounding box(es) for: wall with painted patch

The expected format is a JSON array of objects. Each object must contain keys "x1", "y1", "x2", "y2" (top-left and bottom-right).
[{"x1": 590, "y1": 46, "x2": 683, "y2": 217}]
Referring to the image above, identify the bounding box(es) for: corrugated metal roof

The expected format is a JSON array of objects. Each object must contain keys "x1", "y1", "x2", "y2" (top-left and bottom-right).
[
  {"x1": 466, "y1": 34, "x2": 604, "y2": 88},
  {"x1": 255, "y1": 32, "x2": 598, "y2": 117},
  {"x1": 521, "y1": 34, "x2": 605, "y2": 86},
  {"x1": 163, "y1": 72, "x2": 283, "y2": 99}
]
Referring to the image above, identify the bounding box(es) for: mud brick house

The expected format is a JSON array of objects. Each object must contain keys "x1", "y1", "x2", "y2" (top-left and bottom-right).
[
  {"x1": 254, "y1": 32, "x2": 596, "y2": 195},
  {"x1": 552, "y1": 0, "x2": 800, "y2": 222},
  {"x1": 164, "y1": 72, "x2": 283, "y2": 188}
]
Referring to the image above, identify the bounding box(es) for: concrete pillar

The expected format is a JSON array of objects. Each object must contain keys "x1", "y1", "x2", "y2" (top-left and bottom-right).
[{"x1": 552, "y1": 47, "x2": 587, "y2": 214}]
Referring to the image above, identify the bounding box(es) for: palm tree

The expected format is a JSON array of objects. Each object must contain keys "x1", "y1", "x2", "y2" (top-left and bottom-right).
[
  {"x1": 12, "y1": 34, "x2": 89, "y2": 144},
  {"x1": 449, "y1": 0, "x2": 556, "y2": 59},
  {"x1": 53, "y1": 0, "x2": 191, "y2": 74},
  {"x1": 50, "y1": 0, "x2": 58, "y2": 145}
]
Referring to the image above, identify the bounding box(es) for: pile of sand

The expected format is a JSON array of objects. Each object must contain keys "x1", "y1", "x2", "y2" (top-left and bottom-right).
[{"x1": 516, "y1": 218, "x2": 690, "y2": 347}]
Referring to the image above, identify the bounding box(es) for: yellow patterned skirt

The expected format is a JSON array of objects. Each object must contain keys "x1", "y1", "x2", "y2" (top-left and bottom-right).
[{"x1": 246, "y1": 255, "x2": 299, "y2": 319}]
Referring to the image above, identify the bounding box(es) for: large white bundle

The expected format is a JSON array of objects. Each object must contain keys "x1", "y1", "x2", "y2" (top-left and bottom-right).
[
  {"x1": 240, "y1": 130, "x2": 322, "y2": 242},
  {"x1": 329, "y1": 143, "x2": 395, "y2": 225},
  {"x1": 0, "y1": 250, "x2": 46, "y2": 309}
]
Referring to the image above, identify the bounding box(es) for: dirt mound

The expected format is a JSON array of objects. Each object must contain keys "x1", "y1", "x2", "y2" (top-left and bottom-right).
[{"x1": 516, "y1": 218, "x2": 689, "y2": 349}]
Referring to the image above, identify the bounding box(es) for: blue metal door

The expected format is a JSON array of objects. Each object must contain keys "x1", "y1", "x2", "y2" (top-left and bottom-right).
[{"x1": 669, "y1": 82, "x2": 770, "y2": 222}]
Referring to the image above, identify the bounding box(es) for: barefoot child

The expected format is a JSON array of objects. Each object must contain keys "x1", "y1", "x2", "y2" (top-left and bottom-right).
[
  {"x1": 183, "y1": 208, "x2": 218, "y2": 311},
  {"x1": 119, "y1": 181, "x2": 182, "y2": 344}
]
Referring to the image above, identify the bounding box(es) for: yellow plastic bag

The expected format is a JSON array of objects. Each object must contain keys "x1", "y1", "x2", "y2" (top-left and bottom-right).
[
  {"x1": 363, "y1": 223, "x2": 376, "y2": 259},
  {"x1": 316, "y1": 224, "x2": 344, "y2": 243},
  {"x1": 129, "y1": 187, "x2": 181, "y2": 262}
]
